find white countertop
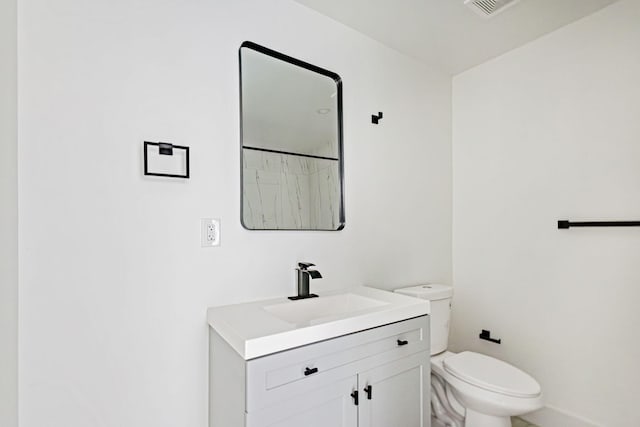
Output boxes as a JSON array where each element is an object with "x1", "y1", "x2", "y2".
[{"x1": 207, "y1": 286, "x2": 430, "y2": 360}]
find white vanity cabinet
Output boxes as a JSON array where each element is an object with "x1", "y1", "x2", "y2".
[
  {"x1": 358, "y1": 352, "x2": 427, "y2": 427},
  {"x1": 209, "y1": 315, "x2": 430, "y2": 427}
]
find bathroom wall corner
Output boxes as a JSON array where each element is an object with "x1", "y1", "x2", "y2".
[{"x1": 0, "y1": 0, "x2": 19, "y2": 424}]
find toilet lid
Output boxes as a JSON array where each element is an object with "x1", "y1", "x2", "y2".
[{"x1": 443, "y1": 351, "x2": 541, "y2": 398}]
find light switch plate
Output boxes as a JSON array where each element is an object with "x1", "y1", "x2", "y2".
[{"x1": 201, "y1": 218, "x2": 220, "y2": 247}]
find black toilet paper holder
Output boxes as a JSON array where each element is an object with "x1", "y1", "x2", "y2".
[{"x1": 479, "y1": 329, "x2": 501, "y2": 344}]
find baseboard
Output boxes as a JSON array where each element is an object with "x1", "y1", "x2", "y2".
[{"x1": 521, "y1": 405, "x2": 602, "y2": 427}]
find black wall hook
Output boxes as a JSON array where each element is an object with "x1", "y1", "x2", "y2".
[
  {"x1": 371, "y1": 112, "x2": 383, "y2": 124},
  {"x1": 479, "y1": 329, "x2": 501, "y2": 344}
]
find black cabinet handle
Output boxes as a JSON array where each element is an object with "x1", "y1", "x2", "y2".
[
  {"x1": 397, "y1": 339, "x2": 408, "y2": 346},
  {"x1": 350, "y1": 390, "x2": 359, "y2": 405},
  {"x1": 364, "y1": 385, "x2": 373, "y2": 400},
  {"x1": 304, "y1": 367, "x2": 318, "y2": 376}
]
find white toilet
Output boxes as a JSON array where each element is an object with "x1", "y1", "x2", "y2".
[{"x1": 395, "y1": 284, "x2": 543, "y2": 427}]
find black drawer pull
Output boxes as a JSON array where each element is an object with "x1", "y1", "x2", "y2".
[
  {"x1": 364, "y1": 384, "x2": 373, "y2": 400},
  {"x1": 304, "y1": 367, "x2": 318, "y2": 376},
  {"x1": 397, "y1": 339, "x2": 409, "y2": 346},
  {"x1": 350, "y1": 390, "x2": 359, "y2": 405}
]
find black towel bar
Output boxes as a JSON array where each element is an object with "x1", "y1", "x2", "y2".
[{"x1": 558, "y1": 220, "x2": 640, "y2": 229}]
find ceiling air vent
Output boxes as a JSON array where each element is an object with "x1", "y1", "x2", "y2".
[{"x1": 464, "y1": 0, "x2": 522, "y2": 18}]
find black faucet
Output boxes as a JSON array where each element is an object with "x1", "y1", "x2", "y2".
[{"x1": 289, "y1": 262, "x2": 322, "y2": 300}]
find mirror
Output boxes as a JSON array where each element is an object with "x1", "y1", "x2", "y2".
[{"x1": 239, "y1": 41, "x2": 345, "y2": 231}]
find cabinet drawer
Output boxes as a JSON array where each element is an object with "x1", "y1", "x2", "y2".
[
  {"x1": 246, "y1": 315, "x2": 429, "y2": 412},
  {"x1": 265, "y1": 327, "x2": 423, "y2": 389}
]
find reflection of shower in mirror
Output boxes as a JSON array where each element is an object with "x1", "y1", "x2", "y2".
[{"x1": 239, "y1": 41, "x2": 344, "y2": 231}]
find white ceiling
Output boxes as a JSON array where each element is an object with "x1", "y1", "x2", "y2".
[
  {"x1": 294, "y1": 0, "x2": 620, "y2": 75},
  {"x1": 241, "y1": 47, "x2": 339, "y2": 157}
]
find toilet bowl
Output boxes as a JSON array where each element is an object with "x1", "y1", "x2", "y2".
[
  {"x1": 432, "y1": 351, "x2": 543, "y2": 427},
  {"x1": 395, "y1": 285, "x2": 543, "y2": 427}
]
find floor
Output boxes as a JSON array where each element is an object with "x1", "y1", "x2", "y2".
[{"x1": 512, "y1": 417, "x2": 539, "y2": 427}]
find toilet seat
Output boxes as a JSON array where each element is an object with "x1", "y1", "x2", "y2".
[{"x1": 443, "y1": 351, "x2": 541, "y2": 398}]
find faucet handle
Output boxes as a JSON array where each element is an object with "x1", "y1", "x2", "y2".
[{"x1": 297, "y1": 262, "x2": 316, "y2": 270}]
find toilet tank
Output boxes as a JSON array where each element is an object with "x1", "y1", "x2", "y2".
[{"x1": 395, "y1": 284, "x2": 453, "y2": 355}]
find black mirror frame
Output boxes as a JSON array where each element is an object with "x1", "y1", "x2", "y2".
[{"x1": 239, "y1": 41, "x2": 345, "y2": 231}]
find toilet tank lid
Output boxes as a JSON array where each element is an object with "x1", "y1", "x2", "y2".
[
  {"x1": 394, "y1": 284, "x2": 453, "y2": 301},
  {"x1": 444, "y1": 351, "x2": 541, "y2": 398}
]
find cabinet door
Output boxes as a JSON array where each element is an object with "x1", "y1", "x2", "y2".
[
  {"x1": 245, "y1": 375, "x2": 358, "y2": 427},
  {"x1": 358, "y1": 352, "x2": 429, "y2": 427}
]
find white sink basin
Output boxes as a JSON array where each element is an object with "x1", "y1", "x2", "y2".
[
  {"x1": 263, "y1": 293, "x2": 389, "y2": 325},
  {"x1": 207, "y1": 286, "x2": 430, "y2": 359}
]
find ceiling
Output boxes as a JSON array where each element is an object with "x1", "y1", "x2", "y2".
[
  {"x1": 241, "y1": 46, "x2": 339, "y2": 157},
  {"x1": 294, "y1": 0, "x2": 620, "y2": 75}
]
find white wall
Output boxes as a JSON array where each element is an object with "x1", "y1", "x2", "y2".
[
  {"x1": 452, "y1": 1, "x2": 640, "y2": 426},
  {"x1": 18, "y1": 0, "x2": 451, "y2": 425},
  {"x1": 0, "y1": 0, "x2": 18, "y2": 424}
]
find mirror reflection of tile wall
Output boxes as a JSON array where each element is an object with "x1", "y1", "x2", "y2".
[{"x1": 242, "y1": 148, "x2": 339, "y2": 230}]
